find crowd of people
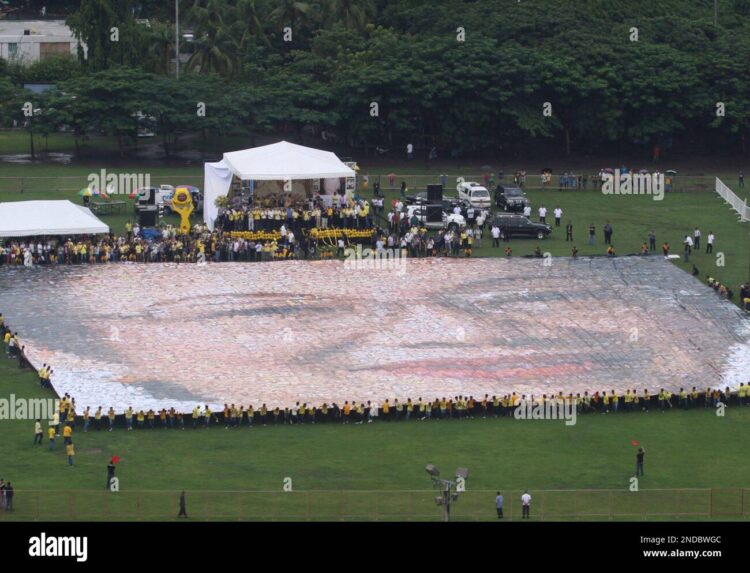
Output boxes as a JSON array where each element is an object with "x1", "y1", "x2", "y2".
[{"x1": 5, "y1": 313, "x2": 748, "y2": 439}]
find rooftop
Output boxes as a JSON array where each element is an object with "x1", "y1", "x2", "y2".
[{"x1": 0, "y1": 19, "x2": 74, "y2": 39}]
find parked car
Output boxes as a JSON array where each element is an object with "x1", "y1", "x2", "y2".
[
  {"x1": 404, "y1": 204, "x2": 466, "y2": 231},
  {"x1": 490, "y1": 213, "x2": 551, "y2": 239},
  {"x1": 457, "y1": 181, "x2": 491, "y2": 208},
  {"x1": 405, "y1": 190, "x2": 450, "y2": 205},
  {"x1": 494, "y1": 185, "x2": 530, "y2": 212}
]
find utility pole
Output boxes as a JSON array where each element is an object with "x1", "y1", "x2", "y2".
[{"x1": 175, "y1": 0, "x2": 180, "y2": 79}]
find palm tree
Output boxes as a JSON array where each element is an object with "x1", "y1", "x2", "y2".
[
  {"x1": 326, "y1": 0, "x2": 375, "y2": 31},
  {"x1": 268, "y1": 0, "x2": 317, "y2": 33},
  {"x1": 236, "y1": 0, "x2": 272, "y2": 48},
  {"x1": 185, "y1": 1, "x2": 242, "y2": 75},
  {"x1": 145, "y1": 22, "x2": 175, "y2": 74}
]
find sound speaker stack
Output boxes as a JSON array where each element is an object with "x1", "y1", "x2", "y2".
[{"x1": 427, "y1": 184, "x2": 443, "y2": 203}]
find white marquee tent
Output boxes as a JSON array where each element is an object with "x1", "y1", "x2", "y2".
[
  {"x1": 0, "y1": 200, "x2": 109, "y2": 237},
  {"x1": 203, "y1": 141, "x2": 355, "y2": 230}
]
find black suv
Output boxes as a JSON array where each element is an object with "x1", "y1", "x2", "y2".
[
  {"x1": 494, "y1": 185, "x2": 529, "y2": 212},
  {"x1": 490, "y1": 214, "x2": 551, "y2": 239}
]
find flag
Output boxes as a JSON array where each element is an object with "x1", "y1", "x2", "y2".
[{"x1": 112, "y1": 455, "x2": 121, "y2": 464}]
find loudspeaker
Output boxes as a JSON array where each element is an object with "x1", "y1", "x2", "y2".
[
  {"x1": 138, "y1": 188, "x2": 156, "y2": 205},
  {"x1": 426, "y1": 205, "x2": 442, "y2": 223},
  {"x1": 427, "y1": 184, "x2": 443, "y2": 202},
  {"x1": 138, "y1": 207, "x2": 158, "y2": 227}
]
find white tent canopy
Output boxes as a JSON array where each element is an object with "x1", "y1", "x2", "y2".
[
  {"x1": 0, "y1": 200, "x2": 109, "y2": 237},
  {"x1": 204, "y1": 141, "x2": 355, "y2": 230}
]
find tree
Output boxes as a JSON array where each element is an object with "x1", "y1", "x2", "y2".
[{"x1": 66, "y1": 0, "x2": 145, "y2": 70}]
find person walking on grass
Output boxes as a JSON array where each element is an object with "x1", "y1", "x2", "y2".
[
  {"x1": 706, "y1": 231, "x2": 715, "y2": 254},
  {"x1": 178, "y1": 491, "x2": 188, "y2": 518},
  {"x1": 107, "y1": 458, "x2": 116, "y2": 490},
  {"x1": 66, "y1": 442, "x2": 75, "y2": 467},
  {"x1": 4, "y1": 482, "x2": 13, "y2": 511},
  {"x1": 33, "y1": 419, "x2": 43, "y2": 445},
  {"x1": 636, "y1": 447, "x2": 646, "y2": 476},
  {"x1": 521, "y1": 490, "x2": 532, "y2": 519},
  {"x1": 48, "y1": 425, "x2": 55, "y2": 450},
  {"x1": 495, "y1": 491, "x2": 504, "y2": 519}
]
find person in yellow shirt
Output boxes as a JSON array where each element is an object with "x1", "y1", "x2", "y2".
[
  {"x1": 48, "y1": 426, "x2": 56, "y2": 450},
  {"x1": 94, "y1": 406, "x2": 102, "y2": 430},
  {"x1": 66, "y1": 443, "x2": 75, "y2": 466},
  {"x1": 382, "y1": 400, "x2": 390, "y2": 421},
  {"x1": 137, "y1": 410, "x2": 145, "y2": 429},
  {"x1": 63, "y1": 424, "x2": 73, "y2": 445},
  {"x1": 83, "y1": 407, "x2": 90, "y2": 432},
  {"x1": 679, "y1": 388, "x2": 688, "y2": 409}
]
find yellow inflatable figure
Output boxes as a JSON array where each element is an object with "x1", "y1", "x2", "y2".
[{"x1": 171, "y1": 187, "x2": 194, "y2": 235}]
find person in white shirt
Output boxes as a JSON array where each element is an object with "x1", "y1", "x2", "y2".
[
  {"x1": 523, "y1": 205, "x2": 532, "y2": 218},
  {"x1": 491, "y1": 225, "x2": 501, "y2": 248},
  {"x1": 538, "y1": 205, "x2": 547, "y2": 224},
  {"x1": 706, "y1": 231, "x2": 715, "y2": 254},
  {"x1": 453, "y1": 205, "x2": 462, "y2": 215},
  {"x1": 368, "y1": 402, "x2": 378, "y2": 423},
  {"x1": 406, "y1": 143, "x2": 413, "y2": 159},
  {"x1": 693, "y1": 227, "x2": 701, "y2": 251},
  {"x1": 553, "y1": 206, "x2": 563, "y2": 227},
  {"x1": 521, "y1": 490, "x2": 532, "y2": 519}
]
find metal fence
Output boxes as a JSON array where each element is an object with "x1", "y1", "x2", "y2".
[
  {"x1": 715, "y1": 177, "x2": 750, "y2": 221},
  {"x1": 1, "y1": 488, "x2": 747, "y2": 522},
  {"x1": 0, "y1": 173, "x2": 721, "y2": 196}
]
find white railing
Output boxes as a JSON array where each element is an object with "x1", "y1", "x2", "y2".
[{"x1": 715, "y1": 177, "x2": 750, "y2": 221}]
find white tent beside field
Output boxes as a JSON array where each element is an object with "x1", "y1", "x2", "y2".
[
  {"x1": 203, "y1": 141, "x2": 355, "y2": 230},
  {"x1": 0, "y1": 200, "x2": 109, "y2": 238}
]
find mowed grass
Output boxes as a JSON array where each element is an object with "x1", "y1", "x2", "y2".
[
  {"x1": 0, "y1": 359, "x2": 748, "y2": 521},
  {"x1": 1, "y1": 162, "x2": 749, "y2": 520}
]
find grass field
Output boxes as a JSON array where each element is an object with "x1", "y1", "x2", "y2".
[
  {"x1": 0, "y1": 356, "x2": 749, "y2": 521},
  {"x1": 1, "y1": 160, "x2": 749, "y2": 521}
]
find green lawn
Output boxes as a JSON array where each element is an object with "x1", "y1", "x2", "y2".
[{"x1": 0, "y1": 357, "x2": 748, "y2": 521}]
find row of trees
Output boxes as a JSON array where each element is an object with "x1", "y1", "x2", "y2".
[{"x1": 1, "y1": 0, "x2": 750, "y2": 157}]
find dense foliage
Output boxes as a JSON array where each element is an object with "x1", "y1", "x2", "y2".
[{"x1": 2, "y1": 0, "x2": 750, "y2": 157}]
